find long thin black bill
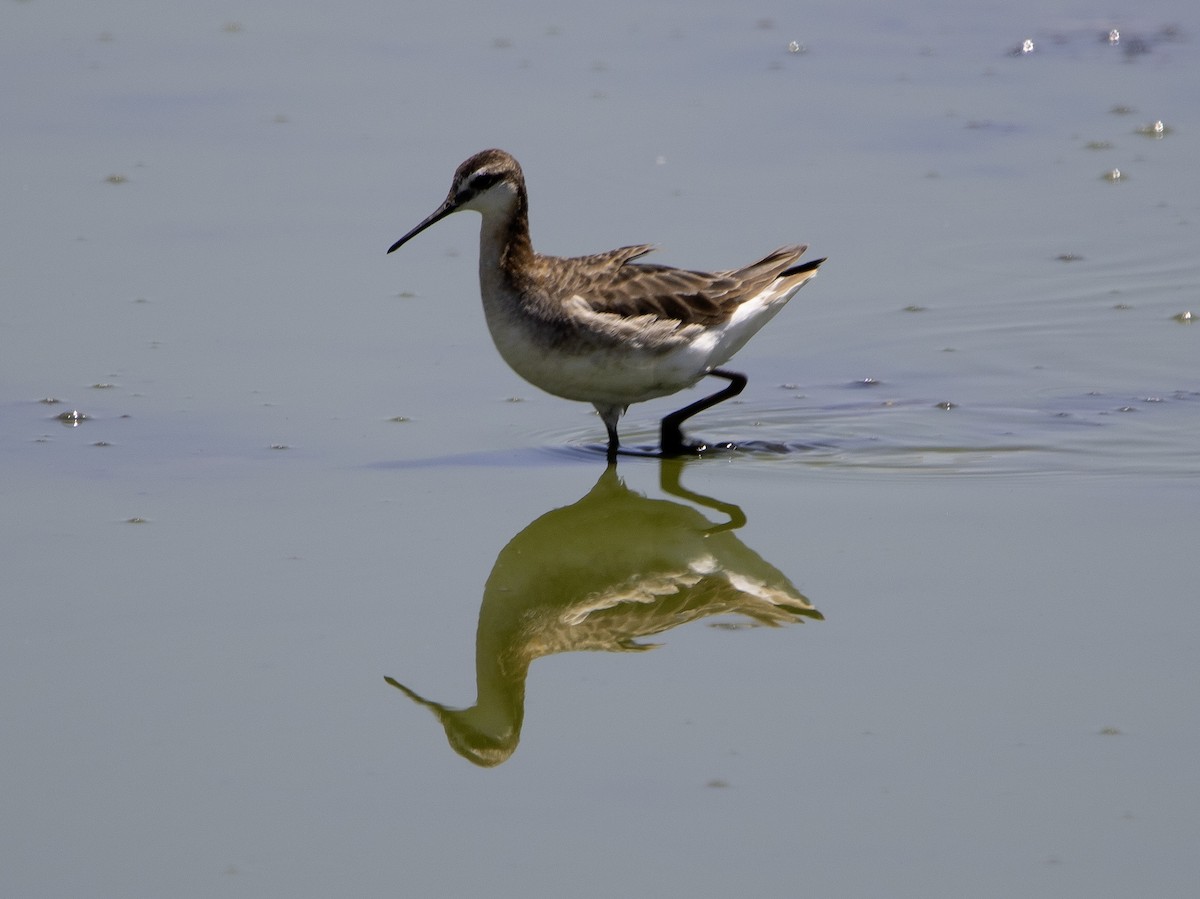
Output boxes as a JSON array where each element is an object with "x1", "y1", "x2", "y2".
[{"x1": 387, "y1": 200, "x2": 456, "y2": 254}]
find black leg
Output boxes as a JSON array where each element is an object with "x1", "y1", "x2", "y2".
[
  {"x1": 594, "y1": 403, "x2": 625, "y2": 461},
  {"x1": 660, "y1": 368, "x2": 747, "y2": 455},
  {"x1": 605, "y1": 422, "x2": 620, "y2": 462}
]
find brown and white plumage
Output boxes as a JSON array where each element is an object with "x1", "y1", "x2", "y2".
[{"x1": 387, "y1": 149, "x2": 824, "y2": 456}]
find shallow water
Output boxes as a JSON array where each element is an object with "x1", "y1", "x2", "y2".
[{"x1": 3, "y1": 2, "x2": 1198, "y2": 897}]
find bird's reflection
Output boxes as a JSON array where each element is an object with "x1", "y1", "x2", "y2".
[{"x1": 386, "y1": 459, "x2": 820, "y2": 767}]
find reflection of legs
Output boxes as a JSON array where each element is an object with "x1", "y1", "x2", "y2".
[
  {"x1": 660, "y1": 369, "x2": 747, "y2": 456},
  {"x1": 658, "y1": 457, "x2": 745, "y2": 533}
]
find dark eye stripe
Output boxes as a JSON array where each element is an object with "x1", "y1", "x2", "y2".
[{"x1": 469, "y1": 171, "x2": 502, "y2": 191}]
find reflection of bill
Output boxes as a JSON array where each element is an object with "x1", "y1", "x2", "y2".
[{"x1": 386, "y1": 461, "x2": 821, "y2": 767}]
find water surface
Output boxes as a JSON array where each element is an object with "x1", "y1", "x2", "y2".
[{"x1": 2, "y1": 2, "x2": 1197, "y2": 897}]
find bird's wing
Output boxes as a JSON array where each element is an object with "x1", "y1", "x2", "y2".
[{"x1": 552, "y1": 245, "x2": 812, "y2": 326}]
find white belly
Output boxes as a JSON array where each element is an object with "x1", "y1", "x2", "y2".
[{"x1": 485, "y1": 308, "x2": 716, "y2": 405}]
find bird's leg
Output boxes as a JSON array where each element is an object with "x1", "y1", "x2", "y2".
[
  {"x1": 604, "y1": 421, "x2": 620, "y2": 461},
  {"x1": 594, "y1": 402, "x2": 626, "y2": 460},
  {"x1": 660, "y1": 368, "x2": 747, "y2": 455}
]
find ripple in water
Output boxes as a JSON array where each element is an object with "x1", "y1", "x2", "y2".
[{"x1": 527, "y1": 385, "x2": 1200, "y2": 478}]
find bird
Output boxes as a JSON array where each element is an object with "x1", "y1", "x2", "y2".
[{"x1": 386, "y1": 149, "x2": 824, "y2": 458}]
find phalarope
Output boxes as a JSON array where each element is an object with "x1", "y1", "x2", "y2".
[{"x1": 387, "y1": 149, "x2": 824, "y2": 458}]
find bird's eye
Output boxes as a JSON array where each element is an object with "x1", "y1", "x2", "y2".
[{"x1": 468, "y1": 171, "x2": 502, "y2": 191}]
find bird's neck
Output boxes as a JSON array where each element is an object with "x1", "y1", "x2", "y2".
[{"x1": 478, "y1": 188, "x2": 535, "y2": 288}]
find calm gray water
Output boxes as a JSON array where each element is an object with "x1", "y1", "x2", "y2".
[{"x1": 3, "y1": 1, "x2": 1198, "y2": 897}]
